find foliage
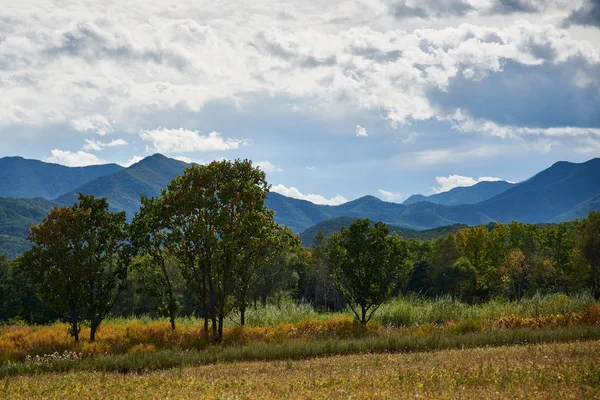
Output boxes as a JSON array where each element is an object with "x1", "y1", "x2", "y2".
[
  {"x1": 326, "y1": 219, "x2": 408, "y2": 324},
  {"x1": 20, "y1": 194, "x2": 129, "y2": 342},
  {"x1": 161, "y1": 159, "x2": 283, "y2": 340}
]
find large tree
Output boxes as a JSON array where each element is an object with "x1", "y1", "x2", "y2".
[
  {"x1": 130, "y1": 195, "x2": 183, "y2": 331},
  {"x1": 162, "y1": 159, "x2": 280, "y2": 340},
  {"x1": 21, "y1": 194, "x2": 128, "y2": 342},
  {"x1": 327, "y1": 219, "x2": 408, "y2": 325}
]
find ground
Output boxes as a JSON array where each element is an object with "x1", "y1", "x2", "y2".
[{"x1": 5, "y1": 340, "x2": 600, "y2": 399}]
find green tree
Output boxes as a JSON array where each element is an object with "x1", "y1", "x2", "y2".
[
  {"x1": 21, "y1": 194, "x2": 128, "y2": 342},
  {"x1": 162, "y1": 160, "x2": 280, "y2": 340},
  {"x1": 576, "y1": 211, "x2": 600, "y2": 299},
  {"x1": 432, "y1": 257, "x2": 477, "y2": 300},
  {"x1": 501, "y1": 248, "x2": 529, "y2": 300},
  {"x1": 130, "y1": 195, "x2": 183, "y2": 331},
  {"x1": 327, "y1": 219, "x2": 408, "y2": 325}
]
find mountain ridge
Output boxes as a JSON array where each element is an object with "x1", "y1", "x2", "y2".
[{"x1": 0, "y1": 156, "x2": 123, "y2": 199}]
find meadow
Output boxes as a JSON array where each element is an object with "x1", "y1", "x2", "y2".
[
  {"x1": 4, "y1": 340, "x2": 600, "y2": 399},
  {"x1": 1, "y1": 293, "x2": 599, "y2": 379}
]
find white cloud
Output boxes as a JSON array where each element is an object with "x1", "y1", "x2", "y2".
[
  {"x1": 432, "y1": 175, "x2": 504, "y2": 194},
  {"x1": 0, "y1": 3, "x2": 595, "y2": 143},
  {"x1": 71, "y1": 116, "x2": 114, "y2": 136},
  {"x1": 377, "y1": 189, "x2": 407, "y2": 203},
  {"x1": 45, "y1": 149, "x2": 106, "y2": 167},
  {"x1": 270, "y1": 184, "x2": 348, "y2": 205},
  {"x1": 402, "y1": 132, "x2": 418, "y2": 144},
  {"x1": 173, "y1": 156, "x2": 205, "y2": 164},
  {"x1": 356, "y1": 125, "x2": 368, "y2": 137},
  {"x1": 254, "y1": 161, "x2": 283, "y2": 173},
  {"x1": 306, "y1": 166, "x2": 316, "y2": 171},
  {"x1": 83, "y1": 138, "x2": 128, "y2": 151},
  {"x1": 119, "y1": 155, "x2": 144, "y2": 167},
  {"x1": 139, "y1": 128, "x2": 245, "y2": 153}
]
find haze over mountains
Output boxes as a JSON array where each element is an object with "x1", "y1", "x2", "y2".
[{"x1": 0, "y1": 154, "x2": 599, "y2": 257}]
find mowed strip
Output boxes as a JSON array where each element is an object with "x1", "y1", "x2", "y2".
[{"x1": 5, "y1": 340, "x2": 600, "y2": 399}]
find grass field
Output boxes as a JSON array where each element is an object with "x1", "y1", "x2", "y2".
[{"x1": 4, "y1": 340, "x2": 600, "y2": 399}]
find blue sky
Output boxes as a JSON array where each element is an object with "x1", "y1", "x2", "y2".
[{"x1": 1, "y1": 0, "x2": 600, "y2": 204}]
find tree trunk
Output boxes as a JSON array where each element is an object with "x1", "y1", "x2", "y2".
[
  {"x1": 239, "y1": 296, "x2": 247, "y2": 326},
  {"x1": 71, "y1": 318, "x2": 80, "y2": 343},
  {"x1": 361, "y1": 306, "x2": 367, "y2": 326},
  {"x1": 217, "y1": 314, "x2": 224, "y2": 341},
  {"x1": 203, "y1": 300, "x2": 209, "y2": 334},
  {"x1": 90, "y1": 325, "x2": 96, "y2": 343}
]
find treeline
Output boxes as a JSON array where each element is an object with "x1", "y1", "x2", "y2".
[{"x1": 0, "y1": 159, "x2": 599, "y2": 343}]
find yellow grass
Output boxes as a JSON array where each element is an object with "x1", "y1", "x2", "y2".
[
  {"x1": 1, "y1": 305, "x2": 600, "y2": 364},
  {"x1": 4, "y1": 340, "x2": 600, "y2": 399}
]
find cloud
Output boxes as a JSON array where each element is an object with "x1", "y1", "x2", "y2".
[
  {"x1": 254, "y1": 160, "x2": 283, "y2": 173},
  {"x1": 119, "y1": 155, "x2": 144, "y2": 167},
  {"x1": 71, "y1": 116, "x2": 114, "y2": 136},
  {"x1": 172, "y1": 156, "x2": 205, "y2": 164},
  {"x1": 355, "y1": 125, "x2": 368, "y2": 137},
  {"x1": 377, "y1": 189, "x2": 407, "y2": 202},
  {"x1": 270, "y1": 184, "x2": 348, "y2": 205},
  {"x1": 388, "y1": 0, "x2": 474, "y2": 19},
  {"x1": 563, "y1": 0, "x2": 600, "y2": 28},
  {"x1": 416, "y1": 145, "x2": 509, "y2": 164},
  {"x1": 139, "y1": 128, "x2": 245, "y2": 153},
  {"x1": 0, "y1": 4, "x2": 594, "y2": 139},
  {"x1": 432, "y1": 175, "x2": 504, "y2": 194},
  {"x1": 82, "y1": 138, "x2": 128, "y2": 151},
  {"x1": 402, "y1": 132, "x2": 418, "y2": 144},
  {"x1": 45, "y1": 149, "x2": 106, "y2": 167}
]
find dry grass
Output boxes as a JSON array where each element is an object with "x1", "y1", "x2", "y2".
[{"x1": 4, "y1": 340, "x2": 600, "y2": 399}]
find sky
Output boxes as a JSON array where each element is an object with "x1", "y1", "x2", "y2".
[{"x1": 1, "y1": 0, "x2": 599, "y2": 205}]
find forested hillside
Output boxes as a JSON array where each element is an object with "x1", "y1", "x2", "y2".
[{"x1": 0, "y1": 156, "x2": 123, "y2": 199}]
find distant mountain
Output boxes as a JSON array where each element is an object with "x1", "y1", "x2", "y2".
[
  {"x1": 56, "y1": 154, "x2": 188, "y2": 217},
  {"x1": 477, "y1": 158, "x2": 600, "y2": 223},
  {"x1": 403, "y1": 180, "x2": 515, "y2": 206},
  {"x1": 267, "y1": 193, "x2": 493, "y2": 232},
  {"x1": 0, "y1": 156, "x2": 123, "y2": 199},
  {"x1": 0, "y1": 198, "x2": 54, "y2": 258},
  {"x1": 549, "y1": 193, "x2": 600, "y2": 223},
  {"x1": 1, "y1": 155, "x2": 599, "y2": 257},
  {"x1": 299, "y1": 216, "x2": 468, "y2": 246}
]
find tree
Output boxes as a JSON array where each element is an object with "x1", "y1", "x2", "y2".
[
  {"x1": 432, "y1": 257, "x2": 477, "y2": 300},
  {"x1": 130, "y1": 195, "x2": 182, "y2": 331},
  {"x1": 162, "y1": 160, "x2": 280, "y2": 340},
  {"x1": 327, "y1": 219, "x2": 408, "y2": 325},
  {"x1": 501, "y1": 248, "x2": 528, "y2": 300},
  {"x1": 21, "y1": 194, "x2": 128, "y2": 342},
  {"x1": 576, "y1": 211, "x2": 600, "y2": 299}
]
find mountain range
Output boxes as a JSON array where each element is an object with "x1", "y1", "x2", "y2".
[
  {"x1": 0, "y1": 154, "x2": 599, "y2": 257},
  {"x1": 403, "y1": 180, "x2": 515, "y2": 206}
]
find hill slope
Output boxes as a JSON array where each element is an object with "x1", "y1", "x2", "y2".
[
  {"x1": 0, "y1": 156, "x2": 123, "y2": 199},
  {"x1": 477, "y1": 158, "x2": 600, "y2": 223},
  {"x1": 0, "y1": 198, "x2": 54, "y2": 258},
  {"x1": 403, "y1": 180, "x2": 514, "y2": 206},
  {"x1": 299, "y1": 216, "x2": 468, "y2": 246},
  {"x1": 56, "y1": 154, "x2": 188, "y2": 217}
]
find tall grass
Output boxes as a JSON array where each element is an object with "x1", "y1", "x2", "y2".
[
  {"x1": 374, "y1": 292, "x2": 596, "y2": 327},
  {"x1": 1, "y1": 325, "x2": 599, "y2": 377}
]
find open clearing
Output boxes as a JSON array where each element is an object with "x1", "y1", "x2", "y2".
[{"x1": 5, "y1": 340, "x2": 600, "y2": 399}]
